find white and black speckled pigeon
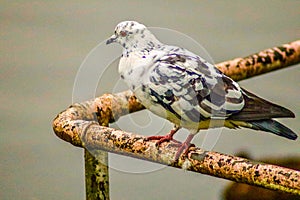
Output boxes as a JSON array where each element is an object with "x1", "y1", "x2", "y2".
[{"x1": 106, "y1": 21, "x2": 297, "y2": 158}]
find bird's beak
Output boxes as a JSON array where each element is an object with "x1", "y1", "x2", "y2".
[{"x1": 106, "y1": 34, "x2": 117, "y2": 45}]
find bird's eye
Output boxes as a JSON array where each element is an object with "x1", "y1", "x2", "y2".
[{"x1": 120, "y1": 31, "x2": 127, "y2": 37}]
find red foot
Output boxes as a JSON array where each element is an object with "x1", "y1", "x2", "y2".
[
  {"x1": 146, "y1": 127, "x2": 181, "y2": 146},
  {"x1": 146, "y1": 128, "x2": 196, "y2": 161},
  {"x1": 174, "y1": 134, "x2": 195, "y2": 160},
  {"x1": 175, "y1": 142, "x2": 195, "y2": 160},
  {"x1": 146, "y1": 134, "x2": 181, "y2": 146}
]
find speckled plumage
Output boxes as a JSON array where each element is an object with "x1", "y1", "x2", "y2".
[{"x1": 106, "y1": 21, "x2": 297, "y2": 157}]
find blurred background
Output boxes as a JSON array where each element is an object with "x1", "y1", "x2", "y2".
[{"x1": 1, "y1": 1, "x2": 299, "y2": 199}]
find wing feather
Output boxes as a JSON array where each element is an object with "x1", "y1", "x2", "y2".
[
  {"x1": 143, "y1": 53, "x2": 245, "y2": 122},
  {"x1": 229, "y1": 88, "x2": 295, "y2": 121}
]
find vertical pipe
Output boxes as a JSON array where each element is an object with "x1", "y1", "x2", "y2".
[{"x1": 84, "y1": 149, "x2": 110, "y2": 200}]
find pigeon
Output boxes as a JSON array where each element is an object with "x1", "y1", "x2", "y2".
[{"x1": 106, "y1": 21, "x2": 297, "y2": 159}]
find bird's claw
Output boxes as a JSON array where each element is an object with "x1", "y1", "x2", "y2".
[
  {"x1": 145, "y1": 126, "x2": 181, "y2": 146},
  {"x1": 145, "y1": 134, "x2": 181, "y2": 146},
  {"x1": 174, "y1": 143, "x2": 195, "y2": 160}
]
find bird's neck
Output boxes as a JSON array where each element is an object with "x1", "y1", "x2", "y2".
[{"x1": 122, "y1": 32, "x2": 162, "y2": 56}]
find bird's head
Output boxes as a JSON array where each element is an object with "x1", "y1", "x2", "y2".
[{"x1": 106, "y1": 21, "x2": 161, "y2": 51}]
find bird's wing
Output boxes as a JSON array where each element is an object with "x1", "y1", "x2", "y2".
[
  {"x1": 229, "y1": 88, "x2": 295, "y2": 121},
  {"x1": 143, "y1": 53, "x2": 245, "y2": 122}
]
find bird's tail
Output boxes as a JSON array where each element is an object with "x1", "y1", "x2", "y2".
[{"x1": 248, "y1": 119, "x2": 298, "y2": 140}]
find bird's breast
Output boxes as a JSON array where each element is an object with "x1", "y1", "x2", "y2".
[{"x1": 119, "y1": 52, "x2": 159, "y2": 90}]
